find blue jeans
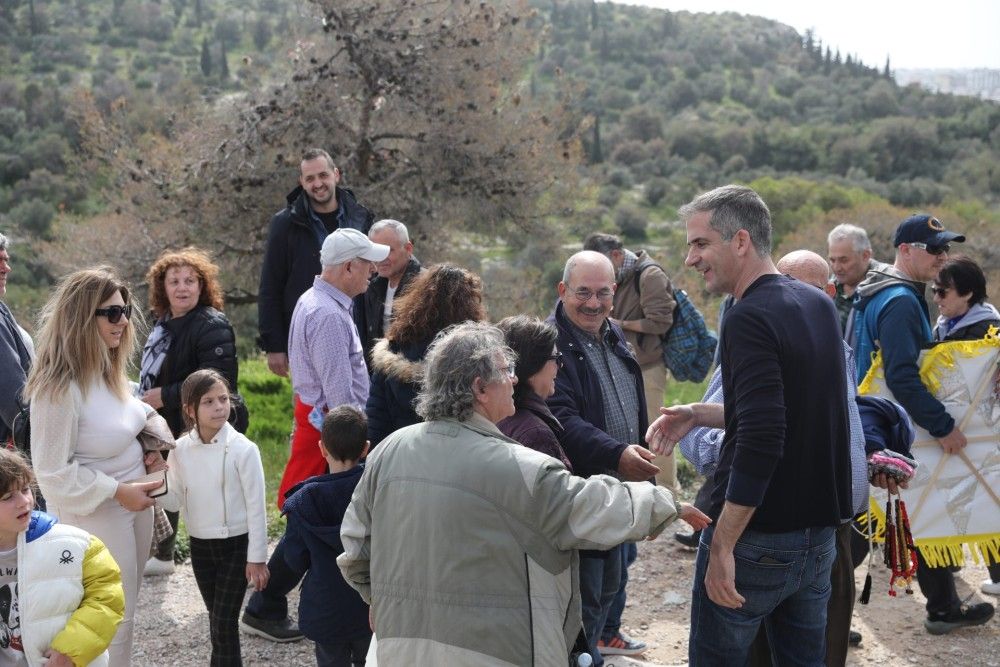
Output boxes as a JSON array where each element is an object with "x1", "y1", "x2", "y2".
[
  {"x1": 579, "y1": 549, "x2": 622, "y2": 667},
  {"x1": 689, "y1": 525, "x2": 836, "y2": 667},
  {"x1": 602, "y1": 542, "x2": 637, "y2": 641}
]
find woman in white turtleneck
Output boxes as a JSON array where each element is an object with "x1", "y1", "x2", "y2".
[{"x1": 26, "y1": 266, "x2": 162, "y2": 666}]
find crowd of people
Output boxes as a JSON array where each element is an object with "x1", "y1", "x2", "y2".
[{"x1": 0, "y1": 147, "x2": 998, "y2": 666}]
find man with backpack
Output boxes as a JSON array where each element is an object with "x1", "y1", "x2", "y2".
[{"x1": 584, "y1": 233, "x2": 678, "y2": 492}]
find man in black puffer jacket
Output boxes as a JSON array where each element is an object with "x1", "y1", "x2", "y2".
[{"x1": 257, "y1": 148, "x2": 374, "y2": 377}]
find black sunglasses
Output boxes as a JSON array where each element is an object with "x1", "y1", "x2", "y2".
[
  {"x1": 95, "y1": 304, "x2": 132, "y2": 323},
  {"x1": 548, "y1": 351, "x2": 564, "y2": 368},
  {"x1": 931, "y1": 286, "x2": 949, "y2": 298},
  {"x1": 909, "y1": 242, "x2": 950, "y2": 256}
]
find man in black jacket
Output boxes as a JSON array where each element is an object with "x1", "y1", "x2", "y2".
[
  {"x1": 0, "y1": 233, "x2": 32, "y2": 448},
  {"x1": 356, "y1": 219, "x2": 423, "y2": 365},
  {"x1": 257, "y1": 148, "x2": 374, "y2": 377}
]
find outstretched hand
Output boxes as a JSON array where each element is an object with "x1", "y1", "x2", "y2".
[
  {"x1": 617, "y1": 445, "x2": 660, "y2": 481},
  {"x1": 679, "y1": 503, "x2": 712, "y2": 531},
  {"x1": 645, "y1": 405, "x2": 696, "y2": 456}
]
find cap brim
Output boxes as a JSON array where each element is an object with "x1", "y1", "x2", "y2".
[
  {"x1": 360, "y1": 243, "x2": 390, "y2": 262},
  {"x1": 933, "y1": 231, "x2": 965, "y2": 244}
]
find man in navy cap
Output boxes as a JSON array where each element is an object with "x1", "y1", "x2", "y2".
[{"x1": 853, "y1": 213, "x2": 994, "y2": 634}]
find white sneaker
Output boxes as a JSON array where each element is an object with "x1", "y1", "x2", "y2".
[
  {"x1": 144, "y1": 556, "x2": 175, "y2": 576},
  {"x1": 982, "y1": 579, "x2": 1000, "y2": 596}
]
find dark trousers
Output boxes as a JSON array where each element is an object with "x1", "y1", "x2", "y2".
[
  {"x1": 315, "y1": 635, "x2": 372, "y2": 667},
  {"x1": 916, "y1": 551, "x2": 961, "y2": 616},
  {"x1": 190, "y1": 534, "x2": 249, "y2": 667},
  {"x1": 602, "y1": 542, "x2": 638, "y2": 641},
  {"x1": 245, "y1": 533, "x2": 303, "y2": 620},
  {"x1": 693, "y1": 478, "x2": 713, "y2": 514},
  {"x1": 580, "y1": 549, "x2": 622, "y2": 667}
]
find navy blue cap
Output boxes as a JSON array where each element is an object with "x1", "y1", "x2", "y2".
[{"x1": 892, "y1": 214, "x2": 965, "y2": 247}]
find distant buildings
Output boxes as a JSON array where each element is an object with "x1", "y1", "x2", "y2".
[{"x1": 895, "y1": 68, "x2": 1000, "y2": 102}]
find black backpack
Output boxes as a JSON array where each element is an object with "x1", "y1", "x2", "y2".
[{"x1": 632, "y1": 259, "x2": 717, "y2": 382}]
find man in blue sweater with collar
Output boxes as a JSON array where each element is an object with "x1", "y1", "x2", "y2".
[{"x1": 659, "y1": 185, "x2": 852, "y2": 665}]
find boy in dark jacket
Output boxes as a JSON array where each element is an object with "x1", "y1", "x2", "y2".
[{"x1": 283, "y1": 406, "x2": 372, "y2": 666}]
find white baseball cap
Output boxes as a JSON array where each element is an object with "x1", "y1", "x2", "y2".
[{"x1": 320, "y1": 228, "x2": 390, "y2": 267}]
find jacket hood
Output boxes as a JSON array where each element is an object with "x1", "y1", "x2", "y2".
[
  {"x1": 370, "y1": 338, "x2": 425, "y2": 383},
  {"x1": 935, "y1": 302, "x2": 1000, "y2": 338},
  {"x1": 25, "y1": 510, "x2": 57, "y2": 543},
  {"x1": 855, "y1": 264, "x2": 924, "y2": 309}
]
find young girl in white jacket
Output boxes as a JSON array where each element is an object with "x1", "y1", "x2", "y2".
[{"x1": 160, "y1": 369, "x2": 268, "y2": 666}]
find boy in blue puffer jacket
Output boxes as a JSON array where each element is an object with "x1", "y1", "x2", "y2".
[
  {"x1": 283, "y1": 406, "x2": 371, "y2": 666},
  {"x1": 0, "y1": 447, "x2": 124, "y2": 667}
]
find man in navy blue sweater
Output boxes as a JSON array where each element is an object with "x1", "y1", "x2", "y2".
[{"x1": 652, "y1": 185, "x2": 852, "y2": 665}]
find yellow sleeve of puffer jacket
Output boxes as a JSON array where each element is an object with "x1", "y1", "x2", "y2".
[{"x1": 49, "y1": 535, "x2": 125, "y2": 667}]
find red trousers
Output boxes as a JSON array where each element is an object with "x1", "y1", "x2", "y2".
[{"x1": 276, "y1": 396, "x2": 328, "y2": 510}]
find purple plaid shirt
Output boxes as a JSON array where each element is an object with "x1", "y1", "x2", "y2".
[{"x1": 288, "y1": 277, "x2": 369, "y2": 415}]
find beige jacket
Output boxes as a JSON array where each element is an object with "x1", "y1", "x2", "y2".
[
  {"x1": 614, "y1": 251, "x2": 676, "y2": 366},
  {"x1": 337, "y1": 413, "x2": 679, "y2": 666}
]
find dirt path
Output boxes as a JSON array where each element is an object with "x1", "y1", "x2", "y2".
[{"x1": 134, "y1": 537, "x2": 999, "y2": 665}]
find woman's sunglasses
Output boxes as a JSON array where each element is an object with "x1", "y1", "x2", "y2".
[
  {"x1": 95, "y1": 304, "x2": 133, "y2": 324},
  {"x1": 931, "y1": 285, "x2": 949, "y2": 298},
  {"x1": 548, "y1": 351, "x2": 564, "y2": 368}
]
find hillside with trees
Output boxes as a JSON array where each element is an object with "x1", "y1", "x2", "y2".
[{"x1": 3, "y1": 0, "x2": 999, "y2": 332}]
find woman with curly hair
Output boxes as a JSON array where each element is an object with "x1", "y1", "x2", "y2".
[
  {"x1": 27, "y1": 266, "x2": 161, "y2": 666},
  {"x1": 139, "y1": 247, "x2": 242, "y2": 576},
  {"x1": 365, "y1": 264, "x2": 486, "y2": 446}
]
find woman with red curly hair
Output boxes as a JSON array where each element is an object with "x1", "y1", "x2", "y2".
[
  {"x1": 139, "y1": 247, "x2": 242, "y2": 575},
  {"x1": 365, "y1": 264, "x2": 486, "y2": 446}
]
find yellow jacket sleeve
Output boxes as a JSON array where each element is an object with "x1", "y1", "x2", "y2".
[{"x1": 49, "y1": 535, "x2": 125, "y2": 667}]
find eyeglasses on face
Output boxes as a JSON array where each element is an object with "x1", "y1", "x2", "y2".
[
  {"x1": 909, "y1": 242, "x2": 950, "y2": 256},
  {"x1": 548, "y1": 351, "x2": 564, "y2": 368},
  {"x1": 570, "y1": 287, "x2": 614, "y2": 302},
  {"x1": 931, "y1": 285, "x2": 950, "y2": 298},
  {"x1": 499, "y1": 363, "x2": 517, "y2": 379},
  {"x1": 94, "y1": 304, "x2": 132, "y2": 323}
]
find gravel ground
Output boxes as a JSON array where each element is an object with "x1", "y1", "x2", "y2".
[{"x1": 134, "y1": 536, "x2": 999, "y2": 666}]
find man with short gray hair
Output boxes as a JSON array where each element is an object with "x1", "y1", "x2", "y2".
[
  {"x1": 655, "y1": 184, "x2": 851, "y2": 665},
  {"x1": 357, "y1": 219, "x2": 423, "y2": 364},
  {"x1": 827, "y1": 223, "x2": 885, "y2": 346},
  {"x1": 0, "y1": 232, "x2": 33, "y2": 448}
]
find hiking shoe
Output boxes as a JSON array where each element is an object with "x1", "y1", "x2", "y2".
[
  {"x1": 143, "y1": 556, "x2": 174, "y2": 577},
  {"x1": 982, "y1": 579, "x2": 1000, "y2": 596},
  {"x1": 674, "y1": 530, "x2": 701, "y2": 549},
  {"x1": 848, "y1": 629, "x2": 862, "y2": 646},
  {"x1": 240, "y1": 613, "x2": 304, "y2": 643},
  {"x1": 597, "y1": 632, "x2": 647, "y2": 656},
  {"x1": 924, "y1": 602, "x2": 994, "y2": 635}
]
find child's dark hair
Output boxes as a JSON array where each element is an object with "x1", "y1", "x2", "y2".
[
  {"x1": 181, "y1": 368, "x2": 231, "y2": 430},
  {"x1": 321, "y1": 406, "x2": 368, "y2": 462},
  {"x1": 0, "y1": 447, "x2": 36, "y2": 496}
]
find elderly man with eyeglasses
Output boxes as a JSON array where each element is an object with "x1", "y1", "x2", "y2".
[
  {"x1": 854, "y1": 213, "x2": 995, "y2": 635},
  {"x1": 547, "y1": 250, "x2": 662, "y2": 666}
]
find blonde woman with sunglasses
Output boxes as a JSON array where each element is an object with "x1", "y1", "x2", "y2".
[{"x1": 26, "y1": 266, "x2": 162, "y2": 666}]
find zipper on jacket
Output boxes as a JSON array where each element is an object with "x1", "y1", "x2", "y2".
[
  {"x1": 221, "y1": 438, "x2": 229, "y2": 532},
  {"x1": 524, "y1": 553, "x2": 535, "y2": 667}
]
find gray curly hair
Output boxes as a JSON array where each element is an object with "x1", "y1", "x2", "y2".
[{"x1": 415, "y1": 321, "x2": 516, "y2": 422}]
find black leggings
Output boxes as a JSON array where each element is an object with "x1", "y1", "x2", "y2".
[{"x1": 190, "y1": 534, "x2": 249, "y2": 667}]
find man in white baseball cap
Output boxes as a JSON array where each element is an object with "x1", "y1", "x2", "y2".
[{"x1": 277, "y1": 228, "x2": 390, "y2": 511}]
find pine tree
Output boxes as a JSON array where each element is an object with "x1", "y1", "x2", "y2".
[
  {"x1": 200, "y1": 37, "x2": 212, "y2": 77},
  {"x1": 219, "y1": 40, "x2": 230, "y2": 80},
  {"x1": 883, "y1": 56, "x2": 892, "y2": 79},
  {"x1": 590, "y1": 113, "x2": 603, "y2": 163},
  {"x1": 824, "y1": 46, "x2": 832, "y2": 74}
]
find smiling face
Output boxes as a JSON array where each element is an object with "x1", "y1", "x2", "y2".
[
  {"x1": 164, "y1": 264, "x2": 202, "y2": 318},
  {"x1": 95, "y1": 290, "x2": 129, "y2": 349},
  {"x1": 527, "y1": 347, "x2": 560, "y2": 399},
  {"x1": 685, "y1": 210, "x2": 738, "y2": 295},
  {"x1": 370, "y1": 228, "x2": 412, "y2": 284},
  {"x1": 0, "y1": 483, "x2": 34, "y2": 548},
  {"x1": 558, "y1": 254, "x2": 616, "y2": 336},
  {"x1": 299, "y1": 156, "x2": 340, "y2": 211}
]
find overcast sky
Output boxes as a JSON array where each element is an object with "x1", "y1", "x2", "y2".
[{"x1": 605, "y1": 0, "x2": 1000, "y2": 69}]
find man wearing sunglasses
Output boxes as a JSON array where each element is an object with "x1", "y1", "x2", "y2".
[{"x1": 854, "y1": 214, "x2": 994, "y2": 634}]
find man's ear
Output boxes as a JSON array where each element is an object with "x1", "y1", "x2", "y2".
[{"x1": 557, "y1": 282, "x2": 567, "y2": 299}]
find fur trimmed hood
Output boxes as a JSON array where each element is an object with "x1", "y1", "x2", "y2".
[{"x1": 369, "y1": 339, "x2": 425, "y2": 384}]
